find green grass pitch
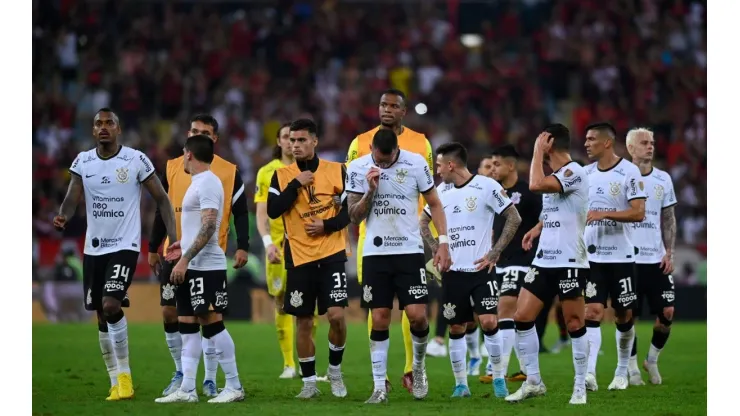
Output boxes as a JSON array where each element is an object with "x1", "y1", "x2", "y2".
[{"x1": 33, "y1": 321, "x2": 706, "y2": 415}]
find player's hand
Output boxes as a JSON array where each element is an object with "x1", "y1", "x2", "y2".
[
  {"x1": 434, "y1": 243, "x2": 452, "y2": 273},
  {"x1": 148, "y1": 252, "x2": 163, "y2": 277},
  {"x1": 52, "y1": 215, "x2": 67, "y2": 231},
  {"x1": 305, "y1": 218, "x2": 326, "y2": 237},
  {"x1": 660, "y1": 252, "x2": 675, "y2": 275},
  {"x1": 233, "y1": 249, "x2": 248, "y2": 269},
  {"x1": 474, "y1": 251, "x2": 499, "y2": 273},
  {"x1": 296, "y1": 171, "x2": 314, "y2": 186},
  {"x1": 522, "y1": 229, "x2": 538, "y2": 251},
  {"x1": 367, "y1": 167, "x2": 380, "y2": 191},
  {"x1": 586, "y1": 210, "x2": 605, "y2": 225},
  {"x1": 170, "y1": 258, "x2": 187, "y2": 284},
  {"x1": 164, "y1": 241, "x2": 182, "y2": 262},
  {"x1": 534, "y1": 132, "x2": 554, "y2": 155},
  {"x1": 266, "y1": 244, "x2": 282, "y2": 264}
]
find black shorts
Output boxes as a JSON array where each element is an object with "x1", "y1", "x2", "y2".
[
  {"x1": 586, "y1": 262, "x2": 638, "y2": 311},
  {"x1": 495, "y1": 266, "x2": 529, "y2": 298},
  {"x1": 635, "y1": 263, "x2": 675, "y2": 315},
  {"x1": 159, "y1": 261, "x2": 177, "y2": 307},
  {"x1": 441, "y1": 270, "x2": 499, "y2": 325},
  {"x1": 521, "y1": 265, "x2": 589, "y2": 303},
  {"x1": 83, "y1": 250, "x2": 139, "y2": 311},
  {"x1": 284, "y1": 261, "x2": 348, "y2": 317},
  {"x1": 175, "y1": 269, "x2": 229, "y2": 317},
  {"x1": 361, "y1": 253, "x2": 428, "y2": 310}
]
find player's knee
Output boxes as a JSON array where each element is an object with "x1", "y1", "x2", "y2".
[
  {"x1": 614, "y1": 308, "x2": 633, "y2": 323},
  {"x1": 326, "y1": 307, "x2": 345, "y2": 328},
  {"x1": 161, "y1": 305, "x2": 178, "y2": 323},
  {"x1": 657, "y1": 308, "x2": 673, "y2": 328},
  {"x1": 96, "y1": 311, "x2": 106, "y2": 326},
  {"x1": 513, "y1": 309, "x2": 535, "y2": 323},
  {"x1": 371, "y1": 308, "x2": 391, "y2": 329},
  {"x1": 465, "y1": 321, "x2": 478, "y2": 332},
  {"x1": 296, "y1": 316, "x2": 314, "y2": 333},
  {"x1": 201, "y1": 320, "x2": 226, "y2": 339},
  {"x1": 584, "y1": 305, "x2": 603, "y2": 321},
  {"x1": 404, "y1": 306, "x2": 427, "y2": 329},
  {"x1": 498, "y1": 297, "x2": 516, "y2": 318},
  {"x1": 565, "y1": 316, "x2": 585, "y2": 332},
  {"x1": 478, "y1": 315, "x2": 498, "y2": 332},
  {"x1": 449, "y1": 324, "x2": 466, "y2": 335},
  {"x1": 661, "y1": 307, "x2": 674, "y2": 322},
  {"x1": 101, "y1": 297, "x2": 121, "y2": 317}
]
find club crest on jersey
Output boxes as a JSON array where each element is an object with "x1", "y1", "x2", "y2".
[
  {"x1": 394, "y1": 168, "x2": 408, "y2": 184},
  {"x1": 638, "y1": 181, "x2": 645, "y2": 191},
  {"x1": 465, "y1": 196, "x2": 477, "y2": 212},
  {"x1": 116, "y1": 167, "x2": 129, "y2": 184},
  {"x1": 86, "y1": 288, "x2": 92, "y2": 305},
  {"x1": 363, "y1": 285, "x2": 373, "y2": 302},
  {"x1": 654, "y1": 185, "x2": 665, "y2": 200},
  {"x1": 442, "y1": 303, "x2": 457, "y2": 320},
  {"x1": 289, "y1": 290, "x2": 303, "y2": 307},
  {"x1": 609, "y1": 182, "x2": 621, "y2": 196},
  {"x1": 510, "y1": 191, "x2": 522, "y2": 204},
  {"x1": 564, "y1": 169, "x2": 573, "y2": 177},
  {"x1": 586, "y1": 282, "x2": 597, "y2": 298},
  {"x1": 161, "y1": 284, "x2": 175, "y2": 300},
  {"x1": 524, "y1": 268, "x2": 538, "y2": 283}
]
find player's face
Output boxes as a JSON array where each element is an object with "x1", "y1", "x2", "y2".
[
  {"x1": 289, "y1": 130, "x2": 317, "y2": 161},
  {"x1": 436, "y1": 154, "x2": 456, "y2": 184},
  {"x1": 379, "y1": 94, "x2": 406, "y2": 127},
  {"x1": 92, "y1": 112, "x2": 121, "y2": 144},
  {"x1": 490, "y1": 156, "x2": 514, "y2": 182},
  {"x1": 188, "y1": 121, "x2": 218, "y2": 143},
  {"x1": 278, "y1": 126, "x2": 292, "y2": 157},
  {"x1": 584, "y1": 129, "x2": 609, "y2": 160},
  {"x1": 478, "y1": 158, "x2": 494, "y2": 177},
  {"x1": 628, "y1": 134, "x2": 654, "y2": 161},
  {"x1": 370, "y1": 146, "x2": 399, "y2": 169}
]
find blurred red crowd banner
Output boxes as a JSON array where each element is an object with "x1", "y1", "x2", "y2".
[{"x1": 36, "y1": 237, "x2": 152, "y2": 279}]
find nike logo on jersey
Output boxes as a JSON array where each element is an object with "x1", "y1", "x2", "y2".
[
  {"x1": 86, "y1": 174, "x2": 96, "y2": 178},
  {"x1": 414, "y1": 294, "x2": 425, "y2": 299}
]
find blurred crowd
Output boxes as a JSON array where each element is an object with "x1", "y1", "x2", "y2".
[{"x1": 32, "y1": 0, "x2": 706, "y2": 284}]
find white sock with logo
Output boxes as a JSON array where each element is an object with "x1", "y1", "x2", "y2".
[{"x1": 448, "y1": 335, "x2": 468, "y2": 386}]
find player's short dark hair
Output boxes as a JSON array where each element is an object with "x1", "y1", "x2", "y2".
[
  {"x1": 185, "y1": 134, "x2": 215, "y2": 164},
  {"x1": 543, "y1": 123, "x2": 572, "y2": 151},
  {"x1": 289, "y1": 118, "x2": 318, "y2": 136},
  {"x1": 380, "y1": 88, "x2": 407, "y2": 107},
  {"x1": 585, "y1": 122, "x2": 617, "y2": 140},
  {"x1": 273, "y1": 122, "x2": 292, "y2": 159},
  {"x1": 436, "y1": 142, "x2": 468, "y2": 166},
  {"x1": 95, "y1": 108, "x2": 119, "y2": 124},
  {"x1": 372, "y1": 129, "x2": 398, "y2": 155},
  {"x1": 491, "y1": 144, "x2": 519, "y2": 160},
  {"x1": 190, "y1": 113, "x2": 219, "y2": 134}
]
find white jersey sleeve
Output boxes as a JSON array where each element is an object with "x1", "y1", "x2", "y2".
[
  {"x1": 662, "y1": 175, "x2": 677, "y2": 208},
  {"x1": 553, "y1": 163, "x2": 587, "y2": 195},
  {"x1": 624, "y1": 164, "x2": 648, "y2": 202},
  {"x1": 633, "y1": 168, "x2": 678, "y2": 264},
  {"x1": 486, "y1": 179, "x2": 514, "y2": 215},
  {"x1": 69, "y1": 152, "x2": 83, "y2": 177},
  {"x1": 135, "y1": 151, "x2": 156, "y2": 183},
  {"x1": 345, "y1": 160, "x2": 368, "y2": 195},
  {"x1": 415, "y1": 162, "x2": 435, "y2": 194}
]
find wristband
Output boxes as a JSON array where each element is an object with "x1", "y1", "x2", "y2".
[
  {"x1": 262, "y1": 235, "x2": 273, "y2": 247},
  {"x1": 438, "y1": 235, "x2": 449, "y2": 244}
]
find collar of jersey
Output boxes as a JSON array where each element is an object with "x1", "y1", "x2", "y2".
[
  {"x1": 96, "y1": 145, "x2": 123, "y2": 160},
  {"x1": 641, "y1": 167, "x2": 654, "y2": 177},
  {"x1": 296, "y1": 154, "x2": 319, "y2": 172},
  {"x1": 371, "y1": 149, "x2": 401, "y2": 169},
  {"x1": 454, "y1": 174, "x2": 477, "y2": 189},
  {"x1": 597, "y1": 157, "x2": 623, "y2": 172}
]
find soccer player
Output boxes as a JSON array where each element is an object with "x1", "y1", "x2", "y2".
[
  {"x1": 478, "y1": 157, "x2": 494, "y2": 177},
  {"x1": 267, "y1": 119, "x2": 350, "y2": 399},
  {"x1": 255, "y1": 122, "x2": 320, "y2": 379},
  {"x1": 346, "y1": 88, "x2": 435, "y2": 392},
  {"x1": 478, "y1": 145, "x2": 542, "y2": 384},
  {"x1": 53, "y1": 108, "x2": 179, "y2": 401},
  {"x1": 148, "y1": 114, "x2": 250, "y2": 397},
  {"x1": 346, "y1": 129, "x2": 451, "y2": 404},
  {"x1": 625, "y1": 127, "x2": 677, "y2": 385},
  {"x1": 155, "y1": 134, "x2": 245, "y2": 403},
  {"x1": 420, "y1": 142, "x2": 522, "y2": 398},
  {"x1": 583, "y1": 122, "x2": 646, "y2": 391},
  {"x1": 504, "y1": 125, "x2": 591, "y2": 405}
]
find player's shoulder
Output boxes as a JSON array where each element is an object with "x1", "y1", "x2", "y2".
[
  {"x1": 469, "y1": 174, "x2": 499, "y2": 191},
  {"x1": 347, "y1": 154, "x2": 373, "y2": 170},
  {"x1": 559, "y1": 161, "x2": 587, "y2": 177},
  {"x1": 202, "y1": 171, "x2": 223, "y2": 187},
  {"x1": 649, "y1": 167, "x2": 672, "y2": 183},
  {"x1": 258, "y1": 159, "x2": 283, "y2": 175},
  {"x1": 211, "y1": 154, "x2": 236, "y2": 169},
  {"x1": 398, "y1": 149, "x2": 427, "y2": 165},
  {"x1": 618, "y1": 158, "x2": 642, "y2": 175},
  {"x1": 583, "y1": 161, "x2": 598, "y2": 174},
  {"x1": 404, "y1": 127, "x2": 428, "y2": 140},
  {"x1": 437, "y1": 181, "x2": 455, "y2": 195}
]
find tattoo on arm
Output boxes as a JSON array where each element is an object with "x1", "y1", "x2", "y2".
[
  {"x1": 184, "y1": 208, "x2": 218, "y2": 261},
  {"x1": 347, "y1": 191, "x2": 375, "y2": 225},
  {"x1": 487, "y1": 206, "x2": 522, "y2": 260},
  {"x1": 143, "y1": 175, "x2": 178, "y2": 244},
  {"x1": 419, "y1": 214, "x2": 438, "y2": 253},
  {"x1": 59, "y1": 175, "x2": 83, "y2": 218},
  {"x1": 661, "y1": 206, "x2": 677, "y2": 255}
]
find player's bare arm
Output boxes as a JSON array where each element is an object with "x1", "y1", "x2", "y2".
[
  {"x1": 660, "y1": 205, "x2": 677, "y2": 273},
  {"x1": 347, "y1": 191, "x2": 375, "y2": 224},
  {"x1": 419, "y1": 213, "x2": 438, "y2": 254},
  {"x1": 529, "y1": 133, "x2": 564, "y2": 194},
  {"x1": 183, "y1": 208, "x2": 219, "y2": 261},
  {"x1": 522, "y1": 221, "x2": 543, "y2": 251},
  {"x1": 422, "y1": 187, "x2": 452, "y2": 272},
  {"x1": 55, "y1": 174, "x2": 83, "y2": 228},
  {"x1": 256, "y1": 201, "x2": 281, "y2": 263},
  {"x1": 587, "y1": 198, "x2": 646, "y2": 224},
  {"x1": 143, "y1": 175, "x2": 178, "y2": 244},
  {"x1": 476, "y1": 205, "x2": 522, "y2": 271}
]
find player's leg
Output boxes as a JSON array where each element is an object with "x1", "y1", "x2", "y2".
[
  {"x1": 629, "y1": 266, "x2": 646, "y2": 385},
  {"x1": 551, "y1": 299, "x2": 571, "y2": 353},
  {"x1": 584, "y1": 262, "x2": 607, "y2": 391},
  {"x1": 426, "y1": 299, "x2": 448, "y2": 357},
  {"x1": 474, "y1": 273, "x2": 507, "y2": 398},
  {"x1": 440, "y1": 272, "x2": 473, "y2": 397},
  {"x1": 361, "y1": 256, "x2": 395, "y2": 404},
  {"x1": 493, "y1": 268, "x2": 525, "y2": 383},
  {"x1": 504, "y1": 267, "x2": 549, "y2": 403},
  {"x1": 607, "y1": 263, "x2": 637, "y2": 391},
  {"x1": 465, "y1": 321, "x2": 482, "y2": 376},
  {"x1": 319, "y1": 262, "x2": 349, "y2": 397},
  {"x1": 159, "y1": 261, "x2": 185, "y2": 396},
  {"x1": 397, "y1": 254, "x2": 431, "y2": 400},
  {"x1": 553, "y1": 268, "x2": 589, "y2": 405},
  {"x1": 534, "y1": 294, "x2": 553, "y2": 353},
  {"x1": 268, "y1": 260, "x2": 296, "y2": 379},
  {"x1": 101, "y1": 251, "x2": 138, "y2": 400},
  {"x1": 644, "y1": 266, "x2": 675, "y2": 385}
]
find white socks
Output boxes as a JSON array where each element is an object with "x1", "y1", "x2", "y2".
[
  {"x1": 483, "y1": 329, "x2": 504, "y2": 379},
  {"x1": 586, "y1": 323, "x2": 602, "y2": 375},
  {"x1": 516, "y1": 322, "x2": 541, "y2": 385},
  {"x1": 411, "y1": 330, "x2": 429, "y2": 369},
  {"x1": 107, "y1": 314, "x2": 130, "y2": 374},
  {"x1": 465, "y1": 327, "x2": 481, "y2": 359},
  {"x1": 571, "y1": 329, "x2": 589, "y2": 390},
  {"x1": 99, "y1": 330, "x2": 117, "y2": 386},
  {"x1": 181, "y1": 331, "x2": 203, "y2": 392},
  {"x1": 211, "y1": 329, "x2": 241, "y2": 390},
  {"x1": 202, "y1": 336, "x2": 219, "y2": 382},
  {"x1": 615, "y1": 323, "x2": 635, "y2": 377},
  {"x1": 448, "y1": 335, "x2": 468, "y2": 386},
  {"x1": 165, "y1": 330, "x2": 182, "y2": 373},
  {"x1": 499, "y1": 319, "x2": 516, "y2": 374},
  {"x1": 370, "y1": 332, "x2": 390, "y2": 391}
]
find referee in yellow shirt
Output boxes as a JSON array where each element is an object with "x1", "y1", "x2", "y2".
[{"x1": 346, "y1": 89, "x2": 437, "y2": 393}]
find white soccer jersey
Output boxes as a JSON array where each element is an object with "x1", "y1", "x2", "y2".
[
  {"x1": 424, "y1": 175, "x2": 512, "y2": 272},
  {"x1": 346, "y1": 149, "x2": 435, "y2": 256},
  {"x1": 533, "y1": 161, "x2": 589, "y2": 269},
  {"x1": 584, "y1": 158, "x2": 647, "y2": 263},
  {"x1": 69, "y1": 146, "x2": 155, "y2": 255},
  {"x1": 180, "y1": 170, "x2": 226, "y2": 271},
  {"x1": 632, "y1": 167, "x2": 677, "y2": 264}
]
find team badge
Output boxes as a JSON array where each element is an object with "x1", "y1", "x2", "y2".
[
  {"x1": 510, "y1": 191, "x2": 522, "y2": 204},
  {"x1": 609, "y1": 182, "x2": 621, "y2": 196},
  {"x1": 654, "y1": 185, "x2": 665, "y2": 200},
  {"x1": 116, "y1": 167, "x2": 129, "y2": 184},
  {"x1": 524, "y1": 268, "x2": 538, "y2": 283},
  {"x1": 394, "y1": 168, "x2": 408, "y2": 184},
  {"x1": 639, "y1": 181, "x2": 645, "y2": 191},
  {"x1": 363, "y1": 285, "x2": 373, "y2": 303},
  {"x1": 442, "y1": 303, "x2": 457, "y2": 320},
  {"x1": 465, "y1": 196, "x2": 477, "y2": 212},
  {"x1": 161, "y1": 284, "x2": 175, "y2": 300},
  {"x1": 289, "y1": 290, "x2": 303, "y2": 307},
  {"x1": 586, "y1": 282, "x2": 597, "y2": 298},
  {"x1": 564, "y1": 169, "x2": 573, "y2": 177}
]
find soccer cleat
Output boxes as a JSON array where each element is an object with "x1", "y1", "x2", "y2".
[
  {"x1": 105, "y1": 385, "x2": 120, "y2": 401},
  {"x1": 327, "y1": 367, "x2": 347, "y2": 398},
  {"x1": 643, "y1": 360, "x2": 662, "y2": 385},
  {"x1": 117, "y1": 373, "x2": 135, "y2": 400},
  {"x1": 401, "y1": 372, "x2": 414, "y2": 393},
  {"x1": 202, "y1": 380, "x2": 218, "y2": 397},
  {"x1": 569, "y1": 387, "x2": 587, "y2": 405},
  {"x1": 451, "y1": 384, "x2": 471, "y2": 398},
  {"x1": 493, "y1": 378, "x2": 509, "y2": 398},
  {"x1": 479, "y1": 362, "x2": 494, "y2": 383},
  {"x1": 365, "y1": 389, "x2": 388, "y2": 404},
  {"x1": 550, "y1": 339, "x2": 571, "y2": 354},
  {"x1": 155, "y1": 388, "x2": 198, "y2": 403},
  {"x1": 208, "y1": 387, "x2": 245, "y2": 403},
  {"x1": 279, "y1": 366, "x2": 297, "y2": 379},
  {"x1": 426, "y1": 340, "x2": 447, "y2": 358},
  {"x1": 411, "y1": 366, "x2": 429, "y2": 400},
  {"x1": 316, "y1": 374, "x2": 329, "y2": 382},
  {"x1": 629, "y1": 369, "x2": 645, "y2": 386},
  {"x1": 585, "y1": 373, "x2": 598, "y2": 391},
  {"x1": 162, "y1": 371, "x2": 183, "y2": 396},
  {"x1": 504, "y1": 381, "x2": 547, "y2": 402},
  {"x1": 507, "y1": 371, "x2": 527, "y2": 382},
  {"x1": 468, "y1": 357, "x2": 482, "y2": 376},
  {"x1": 385, "y1": 379, "x2": 393, "y2": 393},
  {"x1": 608, "y1": 375, "x2": 629, "y2": 390},
  {"x1": 296, "y1": 383, "x2": 321, "y2": 399}
]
